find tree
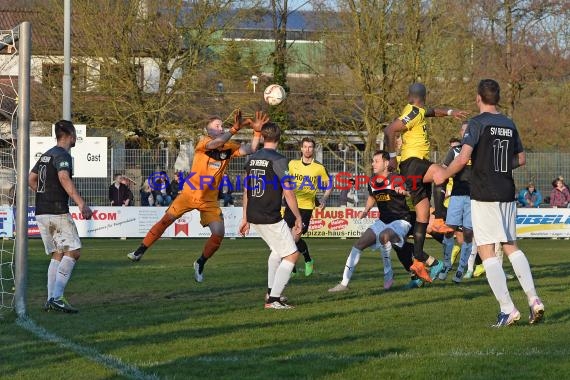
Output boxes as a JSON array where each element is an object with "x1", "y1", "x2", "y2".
[{"x1": 32, "y1": 0, "x2": 259, "y2": 147}]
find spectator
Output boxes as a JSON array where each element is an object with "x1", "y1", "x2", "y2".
[
  {"x1": 557, "y1": 176, "x2": 568, "y2": 191},
  {"x1": 550, "y1": 178, "x2": 570, "y2": 208},
  {"x1": 338, "y1": 178, "x2": 356, "y2": 207},
  {"x1": 170, "y1": 172, "x2": 181, "y2": 200},
  {"x1": 518, "y1": 182, "x2": 542, "y2": 208},
  {"x1": 140, "y1": 181, "x2": 154, "y2": 206},
  {"x1": 109, "y1": 173, "x2": 132, "y2": 206},
  {"x1": 219, "y1": 173, "x2": 234, "y2": 206},
  {"x1": 153, "y1": 171, "x2": 173, "y2": 206},
  {"x1": 120, "y1": 176, "x2": 135, "y2": 206}
]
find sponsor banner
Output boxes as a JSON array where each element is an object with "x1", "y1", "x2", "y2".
[
  {"x1": 305, "y1": 207, "x2": 376, "y2": 238},
  {"x1": 20, "y1": 206, "x2": 570, "y2": 239},
  {"x1": 28, "y1": 206, "x2": 40, "y2": 237},
  {"x1": 0, "y1": 206, "x2": 14, "y2": 238},
  {"x1": 516, "y1": 208, "x2": 570, "y2": 238},
  {"x1": 67, "y1": 206, "x2": 260, "y2": 238}
]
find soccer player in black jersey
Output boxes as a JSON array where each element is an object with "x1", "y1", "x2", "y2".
[
  {"x1": 435, "y1": 79, "x2": 544, "y2": 327},
  {"x1": 239, "y1": 122, "x2": 303, "y2": 309},
  {"x1": 29, "y1": 120, "x2": 93, "y2": 313},
  {"x1": 329, "y1": 150, "x2": 431, "y2": 291}
]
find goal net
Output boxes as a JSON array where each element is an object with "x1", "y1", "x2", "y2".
[{"x1": 0, "y1": 27, "x2": 19, "y2": 312}]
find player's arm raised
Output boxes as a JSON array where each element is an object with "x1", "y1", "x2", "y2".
[
  {"x1": 425, "y1": 107, "x2": 469, "y2": 119},
  {"x1": 239, "y1": 175, "x2": 250, "y2": 237},
  {"x1": 207, "y1": 109, "x2": 245, "y2": 150},
  {"x1": 240, "y1": 111, "x2": 269, "y2": 155},
  {"x1": 384, "y1": 118, "x2": 406, "y2": 171}
]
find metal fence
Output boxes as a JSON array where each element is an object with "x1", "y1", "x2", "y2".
[{"x1": 20, "y1": 149, "x2": 569, "y2": 208}]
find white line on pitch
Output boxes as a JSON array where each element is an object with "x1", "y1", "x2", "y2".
[{"x1": 16, "y1": 316, "x2": 159, "y2": 380}]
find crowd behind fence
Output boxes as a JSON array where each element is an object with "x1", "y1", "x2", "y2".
[{"x1": 17, "y1": 149, "x2": 570, "y2": 208}]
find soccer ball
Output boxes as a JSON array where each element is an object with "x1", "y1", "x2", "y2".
[{"x1": 263, "y1": 84, "x2": 286, "y2": 106}]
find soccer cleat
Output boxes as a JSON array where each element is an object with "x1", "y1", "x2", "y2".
[
  {"x1": 451, "y1": 245, "x2": 461, "y2": 264},
  {"x1": 429, "y1": 261, "x2": 444, "y2": 281},
  {"x1": 492, "y1": 308, "x2": 520, "y2": 327},
  {"x1": 410, "y1": 259, "x2": 432, "y2": 283},
  {"x1": 193, "y1": 261, "x2": 204, "y2": 283},
  {"x1": 305, "y1": 260, "x2": 314, "y2": 276},
  {"x1": 48, "y1": 297, "x2": 79, "y2": 314},
  {"x1": 529, "y1": 299, "x2": 545, "y2": 324},
  {"x1": 438, "y1": 265, "x2": 452, "y2": 280},
  {"x1": 403, "y1": 278, "x2": 424, "y2": 290},
  {"x1": 328, "y1": 283, "x2": 349, "y2": 292},
  {"x1": 265, "y1": 294, "x2": 288, "y2": 303},
  {"x1": 505, "y1": 272, "x2": 515, "y2": 280},
  {"x1": 473, "y1": 264, "x2": 486, "y2": 277},
  {"x1": 452, "y1": 271, "x2": 463, "y2": 283},
  {"x1": 431, "y1": 218, "x2": 454, "y2": 234},
  {"x1": 383, "y1": 278, "x2": 394, "y2": 290},
  {"x1": 464, "y1": 270, "x2": 473, "y2": 279},
  {"x1": 264, "y1": 301, "x2": 294, "y2": 309},
  {"x1": 127, "y1": 251, "x2": 143, "y2": 262}
]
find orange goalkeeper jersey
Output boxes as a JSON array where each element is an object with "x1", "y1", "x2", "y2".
[{"x1": 182, "y1": 136, "x2": 241, "y2": 202}]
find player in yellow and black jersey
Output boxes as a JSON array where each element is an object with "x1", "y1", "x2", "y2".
[
  {"x1": 283, "y1": 137, "x2": 333, "y2": 276},
  {"x1": 384, "y1": 83, "x2": 468, "y2": 283}
]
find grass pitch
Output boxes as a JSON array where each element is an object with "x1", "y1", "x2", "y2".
[{"x1": 1, "y1": 238, "x2": 569, "y2": 379}]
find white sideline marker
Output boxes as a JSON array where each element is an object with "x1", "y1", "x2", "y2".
[{"x1": 16, "y1": 316, "x2": 159, "y2": 380}]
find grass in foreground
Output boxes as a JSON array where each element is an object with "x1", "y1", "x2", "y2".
[{"x1": 1, "y1": 238, "x2": 570, "y2": 379}]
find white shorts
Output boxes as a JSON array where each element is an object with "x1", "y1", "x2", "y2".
[
  {"x1": 368, "y1": 219, "x2": 412, "y2": 250},
  {"x1": 35, "y1": 214, "x2": 82, "y2": 255},
  {"x1": 252, "y1": 219, "x2": 298, "y2": 258},
  {"x1": 471, "y1": 200, "x2": 517, "y2": 245}
]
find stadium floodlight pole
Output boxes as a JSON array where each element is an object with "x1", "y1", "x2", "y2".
[
  {"x1": 62, "y1": 0, "x2": 72, "y2": 120},
  {"x1": 15, "y1": 21, "x2": 31, "y2": 318}
]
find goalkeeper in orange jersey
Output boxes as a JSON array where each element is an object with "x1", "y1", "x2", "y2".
[{"x1": 127, "y1": 110, "x2": 269, "y2": 283}]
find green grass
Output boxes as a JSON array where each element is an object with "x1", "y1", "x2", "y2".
[{"x1": 1, "y1": 238, "x2": 569, "y2": 379}]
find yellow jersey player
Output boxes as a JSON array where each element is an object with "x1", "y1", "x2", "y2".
[
  {"x1": 283, "y1": 137, "x2": 333, "y2": 276},
  {"x1": 384, "y1": 83, "x2": 468, "y2": 283}
]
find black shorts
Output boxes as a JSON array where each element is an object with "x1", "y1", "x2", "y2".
[
  {"x1": 284, "y1": 206, "x2": 313, "y2": 235},
  {"x1": 399, "y1": 157, "x2": 433, "y2": 206}
]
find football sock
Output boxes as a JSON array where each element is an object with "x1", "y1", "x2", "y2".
[
  {"x1": 457, "y1": 242, "x2": 472, "y2": 273},
  {"x1": 394, "y1": 242, "x2": 414, "y2": 271},
  {"x1": 432, "y1": 184, "x2": 447, "y2": 218},
  {"x1": 196, "y1": 255, "x2": 207, "y2": 273},
  {"x1": 296, "y1": 239, "x2": 311, "y2": 262},
  {"x1": 442, "y1": 235, "x2": 454, "y2": 267},
  {"x1": 203, "y1": 234, "x2": 223, "y2": 259},
  {"x1": 47, "y1": 259, "x2": 59, "y2": 301},
  {"x1": 507, "y1": 250, "x2": 538, "y2": 303},
  {"x1": 467, "y1": 242, "x2": 478, "y2": 272},
  {"x1": 142, "y1": 214, "x2": 173, "y2": 248},
  {"x1": 475, "y1": 252, "x2": 482, "y2": 266},
  {"x1": 52, "y1": 256, "x2": 76, "y2": 300},
  {"x1": 412, "y1": 222, "x2": 428, "y2": 262},
  {"x1": 341, "y1": 247, "x2": 362, "y2": 286},
  {"x1": 269, "y1": 260, "x2": 295, "y2": 299},
  {"x1": 426, "y1": 256, "x2": 437, "y2": 266},
  {"x1": 380, "y1": 243, "x2": 393, "y2": 280},
  {"x1": 134, "y1": 244, "x2": 147, "y2": 256},
  {"x1": 483, "y1": 256, "x2": 515, "y2": 314},
  {"x1": 430, "y1": 231, "x2": 444, "y2": 244},
  {"x1": 267, "y1": 251, "x2": 281, "y2": 289}
]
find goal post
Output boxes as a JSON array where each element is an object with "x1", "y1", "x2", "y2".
[{"x1": 14, "y1": 21, "x2": 31, "y2": 317}]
